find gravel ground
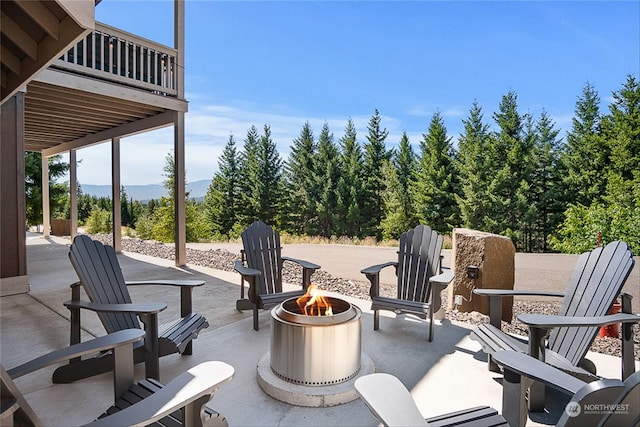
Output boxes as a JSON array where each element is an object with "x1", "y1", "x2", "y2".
[{"x1": 91, "y1": 234, "x2": 639, "y2": 361}]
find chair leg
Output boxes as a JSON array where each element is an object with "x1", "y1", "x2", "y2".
[
  {"x1": 527, "y1": 381, "x2": 545, "y2": 412},
  {"x1": 253, "y1": 304, "x2": 259, "y2": 331},
  {"x1": 373, "y1": 310, "x2": 380, "y2": 330},
  {"x1": 428, "y1": 307, "x2": 434, "y2": 342}
]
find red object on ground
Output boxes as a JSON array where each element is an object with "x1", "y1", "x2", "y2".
[{"x1": 599, "y1": 300, "x2": 622, "y2": 338}]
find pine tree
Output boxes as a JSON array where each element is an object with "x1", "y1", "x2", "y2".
[
  {"x1": 530, "y1": 110, "x2": 564, "y2": 252},
  {"x1": 285, "y1": 122, "x2": 318, "y2": 235},
  {"x1": 204, "y1": 134, "x2": 240, "y2": 239},
  {"x1": 25, "y1": 153, "x2": 69, "y2": 227},
  {"x1": 411, "y1": 111, "x2": 458, "y2": 233},
  {"x1": 380, "y1": 131, "x2": 417, "y2": 236},
  {"x1": 455, "y1": 101, "x2": 492, "y2": 230},
  {"x1": 237, "y1": 125, "x2": 261, "y2": 225},
  {"x1": 601, "y1": 74, "x2": 640, "y2": 206},
  {"x1": 486, "y1": 91, "x2": 532, "y2": 249},
  {"x1": 562, "y1": 82, "x2": 607, "y2": 206},
  {"x1": 395, "y1": 131, "x2": 417, "y2": 227},
  {"x1": 362, "y1": 109, "x2": 390, "y2": 239},
  {"x1": 152, "y1": 152, "x2": 206, "y2": 242},
  {"x1": 336, "y1": 119, "x2": 365, "y2": 237},
  {"x1": 380, "y1": 159, "x2": 409, "y2": 239},
  {"x1": 314, "y1": 123, "x2": 340, "y2": 237},
  {"x1": 241, "y1": 125, "x2": 284, "y2": 226}
]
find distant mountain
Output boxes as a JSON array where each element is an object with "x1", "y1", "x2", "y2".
[{"x1": 80, "y1": 179, "x2": 211, "y2": 202}]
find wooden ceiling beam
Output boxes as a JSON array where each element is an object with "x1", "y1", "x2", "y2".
[
  {"x1": 0, "y1": 11, "x2": 39, "y2": 61},
  {"x1": 1, "y1": 45, "x2": 21, "y2": 75},
  {"x1": 15, "y1": 1, "x2": 60, "y2": 41}
]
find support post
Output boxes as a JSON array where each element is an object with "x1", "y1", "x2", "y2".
[
  {"x1": 111, "y1": 137, "x2": 122, "y2": 253},
  {"x1": 70, "y1": 150, "x2": 78, "y2": 239},
  {"x1": 42, "y1": 154, "x2": 50, "y2": 237},
  {"x1": 173, "y1": 0, "x2": 186, "y2": 266}
]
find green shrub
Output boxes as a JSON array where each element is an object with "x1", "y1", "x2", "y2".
[{"x1": 85, "y1": 207, "x2": 112, "y2": 234}]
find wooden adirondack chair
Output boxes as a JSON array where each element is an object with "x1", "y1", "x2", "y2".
[
  {"x1": 234, "y1": 221, "x2": 321, "y2": 330},
  {"x1": 470, "y1": 240, "x2": 637, "y2": 411},
  {"x1": 53, "y1": 235, "x2": 209, "y2": 383},
  {"x1": 354, "y1": 351, "x2": 639, "y2": 427},
  {"x1": 470, "y1": 241, "x2": 636, "y2": 375},
  {"x1": 1, "y1": 329, "x2": 234, "y2": 427},
  {"x1": 360, "y1": 225, "x2": 454, "y2": 341},
  {"x1": 494, "y1": 351, "x2": 640, "y2": 427}
]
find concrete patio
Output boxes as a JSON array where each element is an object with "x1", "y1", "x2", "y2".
[{"x1": 1, "y1": 234, "x2": 636, "y2": 426}]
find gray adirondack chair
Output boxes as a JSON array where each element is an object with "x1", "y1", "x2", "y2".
[
  {"x1": 361, "y1": 225, "x2": 454, "y2": 341},
  {"x1": 470, "y1": 240, "x2": 637, "y2": 411},
  {"x1": 234, "y1": 221, "x2": 320, "y2": 330},
  {"x1": 471, "y1": 241, "x2": 636, "y2": 375},
  {"x1": 494, "y1": 351, "x2": 640, "y2": 427},
  {"x1": 354, "y1": 351, "x2": 639, "y2": 427},
  {"x1": 1, "y1": 329, "x2": 234, "y2": 427},
  {"x1": 53, "y1": 235, "x2": 209, "y2": 383}
]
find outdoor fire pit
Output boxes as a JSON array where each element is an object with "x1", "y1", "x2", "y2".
[{"x1": 256, "y1": 285, "x2": 375, "y2": 407}]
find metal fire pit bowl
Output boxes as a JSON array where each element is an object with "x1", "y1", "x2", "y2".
[{"x1": 270, "y1": 296, "x2": 362, "y2": 386}]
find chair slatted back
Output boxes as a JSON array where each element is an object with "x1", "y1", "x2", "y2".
[
  {"x1": 396, "y1": 225, "x2": 443, "y2": 303},
  {"x1": 549, "y1": 241, "x2": 635, "y2": 366},
  {"x1": 241, "y1": 221, "x2": 283, "y2": 295},
  {"x1": 69, "y1": 235, "x2": 141, "y2": 333}
]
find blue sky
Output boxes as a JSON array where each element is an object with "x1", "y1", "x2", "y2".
[{"x1": 71, "y1": 0, "x2": 639, "y2": 185}]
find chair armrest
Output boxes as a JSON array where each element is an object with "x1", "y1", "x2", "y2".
[
  {"x1": 84, "y1": 361, "x2": 235, "y2": 427},
  {"x1": 473, "y1": 289, "x2": 565, "y2": 298},
  {"x1": 282, "y1": 256, "x2": 320, "y2": 270},
  {"x1": 355, "y1": 373, "x2": 428, "y2": 427},
  {"x1": 64, "y1": 299, "x2": 167, "y2": 315},
  {"x1": 430, "y1": 267, "x2": 454, "y2": 285},
  {"x1": 233, "y1": 260, "x2": 261, "y2": 277},
  {"x1": 361, "y1": 261, "x2": 397, "y2": 276},
  {"x1": 7, "y1": 330, "x2": 145, "y2": 380},
  {"x1": 473, "y1": 289, "x2": 565, "y2": 329},
  {"x1": 518, "y1": 313, "x2": 640, "y2": 329},
  {"x1": 492, "y1": 351, "x2": 587, "y2": 396},
  {"x1": 126, "y1": 279, "x2": 205, "y2": 287}
]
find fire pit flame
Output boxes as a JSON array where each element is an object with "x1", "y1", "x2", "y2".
[{"x1": 296, "y1": 283, "x2": 333, "y2": 316}]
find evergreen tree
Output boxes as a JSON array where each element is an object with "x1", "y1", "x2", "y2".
[
  {"x1": 336, "y1": 118, "x2": 365, "y2": 237},
  {"x1": 237, "y1": 125, "x2": 261, "y2": 225},
  {"x1": 362, "y1": 109, "x2": 390, "y2": 239},
  {"x1": 394, "y1": 131, "x2": 418, "y2": 228},
  {"x1": 530, "y1": 110, "x2": 564, "y2": 252},
  {"x1": 285, "y1": 122, "x2": 318, "y2": 235},
  {"x1": 25, "y1": 153, "x2": 69, "y2": 227},
  {"x1": 411, "y1": 111, "x2": 458, "y2": 233},
  {"x1": 151, "y1": 153, "x2": 207, "y2": 243},
  {"x1": 486, "y1": 91, "x2": 532, "y2": 249},
  {"x1": 601, "y1": 74, "x2": 640, "y2": 207},
  {"x1": 455, "y1": 101, "x2": 492, "y2": 229},
  {"x1": 203, "y1": 134, "x2": 240, "y2": 239},
  {"x1": 237, "y1": 125, "x2": 283, "y2": 227},
  {"x1": 314, "y1": 123, "x2": 341, "y2": 237},
  {"x1": 380, "y1": 159, "x2": 410, "y2": 239},
  {"x1": 562, "y1": 82, "x2": 607, "y2": 206},
  {"x1": 258, "y1": 125, "x2": 284, "y2": 226}
]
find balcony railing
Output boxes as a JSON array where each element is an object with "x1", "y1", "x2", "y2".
[{"x1": 53, "y1": 22, "x2": 178, "y2": 97}]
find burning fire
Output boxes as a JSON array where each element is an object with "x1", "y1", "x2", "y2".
[{"x1": 296, "y1": 283, "x2": 333, "y2": 316}]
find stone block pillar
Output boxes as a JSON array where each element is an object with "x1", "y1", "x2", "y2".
[{"x1": 448, "y1": 228, "x2": 515, "y2": 322}]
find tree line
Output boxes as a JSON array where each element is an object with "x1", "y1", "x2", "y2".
[
  {"x1": 202, "y1": 75, "x2": 639, "y2": 253},
  {"x1": 27, "y1": 75, "x2": 639, "y2": 254}
]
